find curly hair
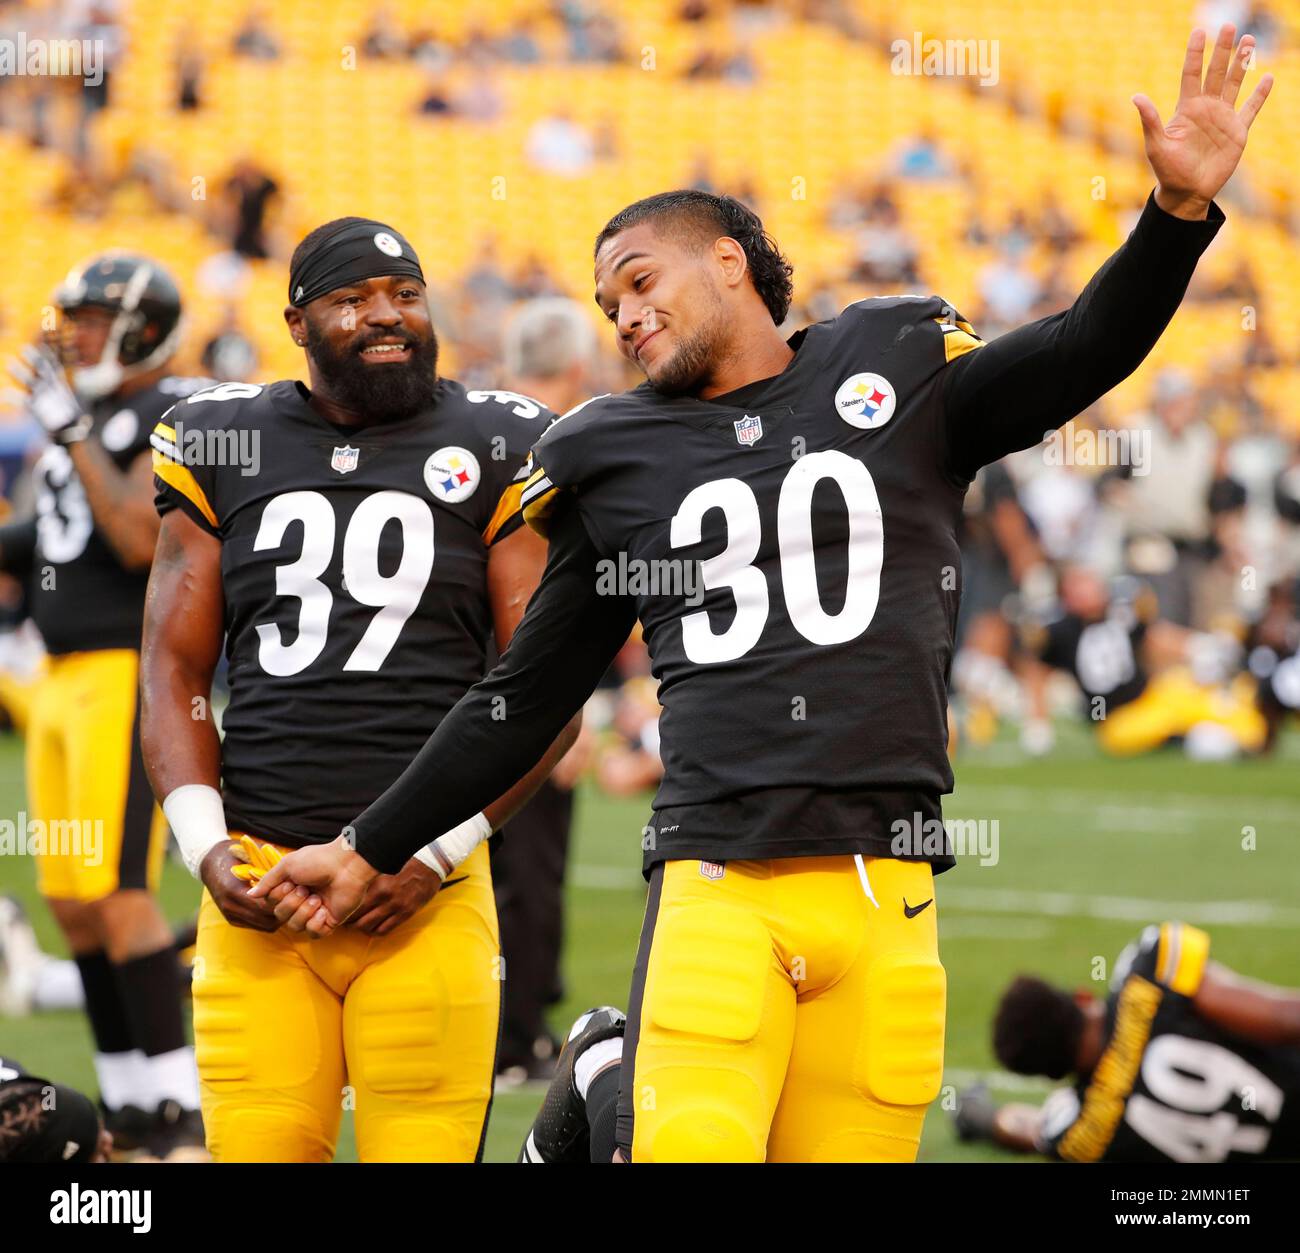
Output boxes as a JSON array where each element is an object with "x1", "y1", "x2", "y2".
[
  {"x1": 594, "y1": 190, "x2": 795, "y2": 326},
  {"x1": 993, "y1": 975, "x2": 1086, "y2": 1080}
]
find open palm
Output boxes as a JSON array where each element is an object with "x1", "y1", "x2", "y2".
[{"x1": 1133, "y1": 25, "x2": 1273, "y2": 219}]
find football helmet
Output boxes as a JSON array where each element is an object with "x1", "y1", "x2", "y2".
[{"x1": 53, "y1": 252, "x2": 183, "y2": 400}]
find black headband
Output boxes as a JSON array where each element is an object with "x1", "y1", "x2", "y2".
[{"x1": 288, "y1": 218, "x2": 425, "y2": 307}]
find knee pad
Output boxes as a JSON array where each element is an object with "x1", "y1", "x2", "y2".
[
  {"x1": 645, "y1": 1103, "x2": 764, "y2": 1163},
  {"x1": 644, "y1": 901, "x2": 771, "y2": 1043},
  {"x1": 209, "y1": 1103, "x2": 333, "y2": 1163},
  {"x1": 855, "y1": 951, "x2": 946, "y2": 1107},
  {"x1": 192, "y1": 967, "x2": 324, "y2": 1091},
  {"x1": 350, "y1": 978, "x2": 449, "y2": 1096}
]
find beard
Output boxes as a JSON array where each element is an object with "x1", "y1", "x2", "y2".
[
  {"x1": 306, "y1": 320, "x2": 439, "y2": 421},
  {"x1": 643, "y1": 285, "x2": 728, "y2": 398}
]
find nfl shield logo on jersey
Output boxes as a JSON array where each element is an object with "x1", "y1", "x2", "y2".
[
  {"x1": 699, "y1": 860, "x2": 726, "y2": 880},
  {"x1": 734, "y1": 414, "x2": 763, "y2": 446},
  {"x1": 331, "y1": 445, "x2": 360, "y2": 474}
]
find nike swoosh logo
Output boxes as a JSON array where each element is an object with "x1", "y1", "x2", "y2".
[
  {"x1": 440, "y1": 876, "x2": 469, "y2": 888},
  {"x1": 903, "y1": 897, "x2": 933, "y2": 919}
]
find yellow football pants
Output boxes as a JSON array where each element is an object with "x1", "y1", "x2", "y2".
[
  {"x1": 620, "y1": 855, "x2": 946, "y2": 1162},
  {"x1": 1097, "y1": 667, "x2": 1266, "y2": 756},
  {"x1": 193, "y1": 842, "x2": 500, "y2": 1163},
  {"x1": 27, "y1": 648, "x2": 168, "y2": 903}
]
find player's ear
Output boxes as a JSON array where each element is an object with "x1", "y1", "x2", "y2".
[
  {"x1": 284, "y1": 305, "x2": 306, "y2": 346},
  {"x1": 1071, "y1": 988, "x2": 1095, "y2": 1008},
  {"x1": 712, "y1": 237, "x2": 749, "y2": 291}
]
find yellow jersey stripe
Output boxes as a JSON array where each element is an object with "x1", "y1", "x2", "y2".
[
  {"x1": 941, "y1": 327, "x2": 984, "y2": 364},
  {"x1": 1158, "y1": 922, "x2": 1210, "y2": 996},
  {"x1": 522, "y1": 485, "x2": 561, "y2": 537},
  {"x1": 152, "y1": 451, "x2": 218, "y2": 530},
  {"x1": 482, "y1": 480, "x2": 527, "y2": 547}
]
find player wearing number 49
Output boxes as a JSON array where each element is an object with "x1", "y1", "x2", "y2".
[
  {"x1": 956, "y1": 922, "x2": 1300, "y2": 1162},
  {"x1": 140, "y1": 218, "x2": 571, "y2": 1161},
  {"x1": 256, "y1": 28, "x2": 1273, "y2": 1162}
]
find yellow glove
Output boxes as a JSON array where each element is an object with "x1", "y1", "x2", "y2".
[{"x1": 228, "y1": 836, "x2": 285, "y2": 883}]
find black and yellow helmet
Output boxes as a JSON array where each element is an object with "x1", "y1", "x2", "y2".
[{"x1": 54, "y1": 252, "x2": 183, "y2": 399}]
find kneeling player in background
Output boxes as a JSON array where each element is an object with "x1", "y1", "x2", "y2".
[
  {"x1": 2, "y1": 255, "x2": 209, "y2": 1156},
  {"x1": 954, "y1": 922, "x2": 1300, "y2": 1161},
  {"x1": 1022, "y1": 565, "x2": 1265, "y2": 758},
  {"x1": 140, "y1": 219, "x2": 575, "y2": 1161}
]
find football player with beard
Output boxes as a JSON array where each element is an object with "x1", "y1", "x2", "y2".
[{"x1": 139, "y1": 218, "x2": 575, "y2": 1161}]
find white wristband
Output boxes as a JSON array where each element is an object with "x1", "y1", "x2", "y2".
[
  {"x1": 163, "y1": 784, "x2": 229, "y2": 879},
  {"x1": 415, "y1": 812, "x2": 492, "y2": 880}
]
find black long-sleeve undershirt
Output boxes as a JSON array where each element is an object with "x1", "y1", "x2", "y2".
[
  {"x1": 352, "y1": 193, "x2": 1224, "y2": 874},
  {"x1": 355, "y1": 496, "x2": 630, "y2": 872},
  {"x1": 942, "y1": 192, "x2": 1224, "y2": 481}
]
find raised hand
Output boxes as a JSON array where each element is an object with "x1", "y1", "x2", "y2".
[
  {"x1": 1133, "y1": 25, "x2": 1273, "y2": 221},
  {"x1": 4, "y1": 345, "x2": 90, "y2": 442}
]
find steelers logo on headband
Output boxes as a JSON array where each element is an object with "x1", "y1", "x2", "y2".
[{"x1": 288, "y1": 217, "x2": 425, "y2": 307}]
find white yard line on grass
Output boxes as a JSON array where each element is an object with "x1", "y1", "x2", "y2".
[
  {"x1": 951, "y1": 786, "x2": 1299, "y2": 823},
  {"x1": 939, "y1": 885, "x2": 1300, "y2": 928}
]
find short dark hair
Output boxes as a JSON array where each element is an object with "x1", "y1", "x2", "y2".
[
  {"x1": 993, "y1": 975, "x2": 1085, "y2": 1080},
  {"x1": 594, "y1": 190, "x2": 794, "y2": 326}
]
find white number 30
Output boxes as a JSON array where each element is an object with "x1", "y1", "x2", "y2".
[{"x1": 670, "y1": 450, "x2": 884, "y2": 664}]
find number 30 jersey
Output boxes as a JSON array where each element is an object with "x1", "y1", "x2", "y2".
[
  {"x1": 523, "y1": 297, "x2": 981, "y2": 869},
  {"x1": 153, "y1": 378, "x2": 550, "y2": 844}
]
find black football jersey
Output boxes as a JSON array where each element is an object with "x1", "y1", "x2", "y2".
[
  {"x1": 1034, "y1": 594, "x2": 1153, "y2": 714},
  {"x1": 522, "y1": 297, "x2": 985, "y2": 868},
  {"x1": 30, "y1": 376, "x2": 210, "y2": 655},
  {"x1": 152, "y1": 377, "x2": 549, "y2": 844},
  {"x1": 1039, "y1": 922, "x2": 1300, "y2": 1163}
]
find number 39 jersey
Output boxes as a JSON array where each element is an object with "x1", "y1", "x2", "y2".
[
  {"x1": 31, "y1": 376, "x2": 211, "y2": 655},
  {"x1": 1039, "y1": 923, "x2": 1300, "y2": 1163},
  {"x1": 523, "y1": 297, "x2": 981, "y2": 868},
  {"x1": 153, "y1": 377, "x2": 549, "y2": 844}
]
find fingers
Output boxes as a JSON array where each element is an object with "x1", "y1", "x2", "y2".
[
  {"x1": 348, "y1": 909, "x2": 381, "y2": 934},
  {"x1": 6, "y1": 356, "x2": 36, "y2": 390},
  {"x1": 1131, "y1": 93, "x2": 1163, "y2": 140},
  {"x1": 1239, "y1": 73, "x2": 1273, "y2": 130},
  {"x1": 1222, "y1": 34, "x2": 1254, "y2": 107},
  {"x1": 1178, "y1": 27, "x2": 1206, "y2": 103},
  {"x1": 277, "y1": 886, "x2": 325, "y2": 932},
  {"x1": 246, "y1": 857, "x2": 291, "y2": 898},
  {"x1": 271, "y1": 883, "x2": 312, "y2": 925},
  {"x1": 1203, "y1": 23, "x2": 1236, "y2": 98},
  {"x1": 306, "y1": 905, "x2": 338, "y2": 938}
]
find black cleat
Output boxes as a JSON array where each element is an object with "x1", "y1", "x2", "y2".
[
  {"x1": 101, "y1": 1102, "x2": 154, "y2": 1156},
  {"x1": 518, "y1": 1006, "x2": 625, "y2": 1163},
  {"x1": 147, "y1": 1099, "x2": 208, "y2": 1161}
]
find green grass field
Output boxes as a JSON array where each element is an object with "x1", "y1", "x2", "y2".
[{"x1": 2, "y1": 721, "x2": 1296, "y2": 1162}]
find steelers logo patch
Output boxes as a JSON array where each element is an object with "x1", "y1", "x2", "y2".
[
  {"x1": 424, "y1": 446, "x2": 481, "y2": 503},
  {"x1": 100, "y1": 408, "x2": 139, "y2": 452},
  {"x1": 834, "y1": 372, "x2": 897, "y2": 430},
  {"x1": 374, "y1": 232, "x2": 402, "y2": 257}
]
